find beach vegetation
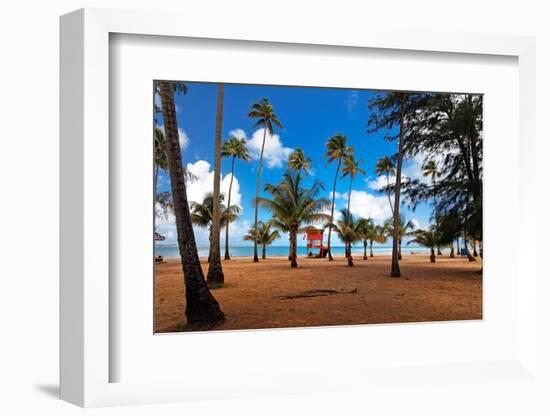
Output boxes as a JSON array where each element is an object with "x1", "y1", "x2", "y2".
[
  {"x1": 383, "y1": 214, "x2": 416, "y2": 260},
  {"x1": 324, "y1": 134, "x2": 352, "y2": 261},
  {"x1": 374, "y1": 156, "x2": 396, "y2": 216},
  {"x1": 341, "y1": 153, "x2": 365, "y2": 218},
  {"x1": 329, "y1": 209, "x2": 365, "y2": 266},
  {"x1": 221, "y1": 134, "x2": 252, "y2": 260},
  {"x1": 206, "y1": 83, "x2": 226, "y2": 286},
  {"x1": 287, "y1": 148, "x2": 313, "y2": 177},
  {"x1": 190, "y1": 193, "x2": 241, "y2": 262},
  {"x1": 407, "y1": 227, "x2": 441, "y2": 263},
  {"x1": 157, "y1": 80, "x2": 224, "y2": 329},
  {"x1": 258, "y1": 172, "x2": 330, "y2": 268},
  {"x1": 243, "y1": 220, "x2": 281, "y2": 260},
  {"x1": 368, "y1": 92, "x2": 427, "y2": 277},
  {"x1": 247, "y1": 98, "x2": 283, "y2": 263}
]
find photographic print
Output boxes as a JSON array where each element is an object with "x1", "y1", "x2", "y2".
[{"x1": 154, "y1": 81, "x2": 482, "y2": 332}]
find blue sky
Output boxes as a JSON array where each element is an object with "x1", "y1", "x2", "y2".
[{"x1": 155, "y1": 82, "x2": 433, "y2": 247}]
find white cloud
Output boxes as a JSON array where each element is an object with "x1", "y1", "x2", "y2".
[
  {"x1": 223, "y1": 219, "x2": 252, "y2": 246},
  {"x1": 246, "y1": 128, "x2": 293, "y2": 169},
  {"x1": 366, "y1": 152, "x2": 437, "y2": 192},
  {"x1": 186, "y1": 160, "x2": 242, "y2": 208},
  {"x1": 403, "y1": 154, "x2": 431, "y2": 184},
  {"x1": 156, "y1": 125, "x2": 190, "y2": 150},
  {"x1": 328, "y1": 191, "x2": 344, "y2": 200},
  {"x1": 154, "y1": 201, "x2": 178, "y2": 244},
  {"x1": 366, "y1": 174, "x2": 394, "y2": 191},
  {"x1": 347, "y1": 190, "x2": 393, "y2": 223},
  {"x1": 404, "y1": 151, "x2": 456, "y2": 184},
  {"x1": 228, "y1": 128, "x2": 247, "y2": 140},
  {"x1": 178, "y1": 128, "x2": 189, "y2": 150},
  {"x1": 155, "y1": 159, "x2": 243, "y2": 247},
  {"x1": 155, "y1": 201, "x2": 175, "y2": 226}
]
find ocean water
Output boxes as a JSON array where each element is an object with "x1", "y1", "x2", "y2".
[{"x1": 155, "y1": 244, "x2": 430, "y2": 258}]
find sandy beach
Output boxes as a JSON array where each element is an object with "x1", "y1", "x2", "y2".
[{"x1": 155, "y1": 254, "x2": 482, "y2": 332}]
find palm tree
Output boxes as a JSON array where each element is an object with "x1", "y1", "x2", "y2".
[
  {"x1": 368, "y1": 92, "x2": 409, "y2": 277},
  {"x1": 243, "y1": 220, "x2": 281, "y2": 259},
  {"x1": 154, "y1": 128, "x2": 168, "y2": 196},
  {"x1": 247, "y1": 98, "x2": 283, "y2": 263},
  {"x1": 422, "y1": 160, "x2": 442, "y2": 255},
  {"x1": 383, "y1": 215, "x2": 416, "y2": 260},
  {"x1": 207, "y1": 83, "x2": 225, "y2": 286},
  {"x1": 258, "y1": 172, "x2": 330, "y2": 268},
  {"x1": 221, "y1": 134, "x2": 251, "y2": 260},
  {"x1": 190, "y1": 193, "x2": 240, "y2": 261},
  {"x1": 157, "y1": 81, "x2": 224, "y2": 328},
  {"x1": 356, "y1": 217, "x2": 374, "y2": 260},
  {"x1": 288, "y1": 148, "x2": 313, "y2": 176},
  {"x1": 407, "y1": 227, "x2": 440, "y2": 263},
  {"x1": 374, "y1": 156, "x2": 396, "y2": 216},
  {"x1": 329, "y1": 209, "x2": 362, "y2": 266},
  {"x1": 155, "y1": 191, "x2": 173, "y2": 221},
  {"x1": 286, "y1": 148, "x2": 313, "y2": 260},
  {"x1": 390, "y1": 93, "x2": 407, "y2": 276},
  {"x1": 463, "y1": 228, "x2": 476, "y2": 262},
  {"x1": 341, "y1": 153, "x2": 365, "y2": 216},
  {"x1": 324, "y1": 134, "x2": 351, "y2": 261},
  {"x1": 373, "y1": 225, "x2": 388, "y2": 257}
]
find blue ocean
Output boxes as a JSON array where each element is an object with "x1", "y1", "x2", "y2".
[{"x1": 154, "y1": 244, "x2": 430, "y2": 258}]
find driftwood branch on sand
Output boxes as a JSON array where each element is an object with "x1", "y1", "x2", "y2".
[{"x1": 276, "y1": 288, "x2": 358, "y2": 300}]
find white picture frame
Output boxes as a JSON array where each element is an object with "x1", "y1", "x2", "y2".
[{"x1": 60, "y1": 7, "x2": 539, "y2": 408}]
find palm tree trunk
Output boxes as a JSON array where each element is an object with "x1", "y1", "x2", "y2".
[
  {"x1": 288, "y1": 241, "x2": 292, "y2": 261},
  {"x1": 433, "y1": 178, "x2": 442, "y2": 256},
  {"x1": 154, "y1": 164, "x2": 159, "y2": 198},
  {"x1": 430, "y1": 248, "x2": 436, "y2": 263},
  {"x1": 290, "y1": 227, "x2": 298, "y2": 268},
  {"x1": 262, "y1": 245, "x2": 266, "y2": 260},
  {"x1": 398, "y1": 239, "x2": 403, "y2": 260},
  {"x1": 206, "y1": 83, "x2": 225, "y2": 286},
  {"x1": 473, "y1": 240, "x2": 478, "y2": 257},
  {"x1": 385, "y1": 174, "x2": 394, "y2": 216},
  {"x1": 463, "y1": 228, "x2": 476, "y2": 262},
  {"x1": 363, "y1": 241, "x2": 367, "y2": 260},
  {"x1": 456, "y1": 237, "x2": 460, "y2": 256},
  {"x1": 253, "y1": 128, "x2": 268, "y2": 263},
  {"x1": 158, "y1": 81, "x2": 224, "y2": 328},
  {"x1": 327, "y1": 156, "x2": 342, "y2": 261},
  {"x1": 207, "y1": 229, "x2": 212, "y2": 263},
  {"x1": 346, "y1": 176, "x2": 353, "y2": 216},
  {"x1": 224, "y1": 156, "x2": 236, "y2": 260},
  {"x1": 370, "y1": 241, "x2": 374, "y2": 257},
  {"x1": 450, "y1": 245, "x2": 455, "y2": 258},
  {"x1": 391, "y1": 93, "x2": 406, "y2": 277},
  {"x1": 347, "y1": 247, "x2": 354, "y2": 266},
  {"x1": 345, "y1": 178, "x2": 354, "y2": 260}
]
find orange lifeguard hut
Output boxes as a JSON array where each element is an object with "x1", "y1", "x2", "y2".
[{"x1": 304, "y1": 227, "x2": 328, "y2": 258}]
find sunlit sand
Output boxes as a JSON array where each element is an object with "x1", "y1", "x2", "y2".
[{"x1": 155, "y1": 254, "x2": 482, "y2": 332}]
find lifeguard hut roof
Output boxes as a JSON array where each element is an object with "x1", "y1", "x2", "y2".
[
  {"x1": 304, "y1": 226, "x2": 324, "y2": 234},
  {"x1": 304, "y1": 226, "x2": 324, "y2": 241}
]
